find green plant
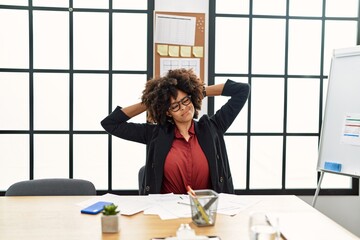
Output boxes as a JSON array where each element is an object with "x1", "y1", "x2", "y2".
[{"x1": 102, "y1": 204, "x2": 120, "y2": 216}]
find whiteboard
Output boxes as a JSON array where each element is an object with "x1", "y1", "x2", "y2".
[{"x1": 317, "y1": 45, "x2": 360, "y2": 177}]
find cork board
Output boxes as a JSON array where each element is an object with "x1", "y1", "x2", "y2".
[{"x1": 154, "y1": 11, "x2": 205, "y2": 81}]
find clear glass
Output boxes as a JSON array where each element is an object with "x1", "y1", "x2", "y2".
[
  {"x1": 286, "y1": 78, "x2": 319, "y2": 133},
  {"x1": 0, "y1": 73, "x2": 29, "y2": 130},
  {"x1": 285, "y1": 136, "x2": 318, "y2": 188},
  {"x1": 0, "y1": 0, "x2": 27, "y2": 5},
  {"x1": 73, "y1": 0, "x2": 108, "y2": 9},
  {"x1": 33, "y1": 10, "x2": 69, "y2": 69},
  {"x1": 216, "y1": 0, "x2": 249, "y2": 14},
  {"x1": 73, "y1": 12, "x2": 108, "y2": 70},
  {"x1": 0, "y1": 135, "x2": 29, "y2": 191},
  {"x1": 251, "y1": 78, "x2": 284, "y2": 133},
  {"x1": 33, "y1": 73, "x2": 69, "y2": 130},
  {"x1": 215, "y1": 17, "x2": 249, "y2": 74},
  {"x1": 323, "y1": 20, "x2": 357, "y2": 75},
  {"x1": 73, "y1": 134, "x2": 108, "y2": 190},
  {"x1": 253, "y1": 0, "x2": 286, "y2": 15},
  {"x1": 326, "y1": 0, "x2": 358, "y2": 17},
  {"x1": 33, "y1": 0, "x2": 68, "y2": 7},
  {"x1": 113, "y1": 13, "x2": 147, "y2": 71},
  {"x1": 112, "y1": 138, "x2": 146, "y2": 190},
  {"x1": 250, "y1": 136, "x2": 283, "y2": 189},
  {"x1": 249, "y1": 212, "x2": 277, "y2": 240},
  {"x1": 0, "y1": 9, "x2": 29, "y2": 68},
  {"x1": 73, "y1": 74, "x2": 108, "y2": 131},
  {"x1": 288, "y1": 19, "x2": 322, "y2": 75},
  {"x1": 289, "y1": 0, "x2": 322, "y2": 17},
  {"x1": 214, "y1": 77, "x2": 248, "y2": 133},
  {"x1": 225, "y1": 136, "x2": 247, "y2": 189},
  {"x1": 34, "y1": 134, "x2": 69, "y2": 179},
  {"x1": 113, "y1": 0, "x2": 148, "y2": 10},
  {"x1": 252, "y1": 19, "x2": 285, "y2": 74}
]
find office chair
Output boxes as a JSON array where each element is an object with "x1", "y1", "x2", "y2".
[
  {"x1": 5, "y1": 178, "x2": 96, "y2": 196},
  {"x1": 138, "y1": 166, "x2": 145, "y2": 195}
]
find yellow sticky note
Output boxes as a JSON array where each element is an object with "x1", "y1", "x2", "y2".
[
  {"x1": 193, "y1": 46, "x2": 204, "y2": 58},
  {"x1": 180, "y1": 46, "x2": 191, "y2": 57},
  {"x1": 169, "y1": 46, "x2": 180, "y2": 57},
  {"x1": 157, "y1": 44, "x2": 168, "y2": 56}
]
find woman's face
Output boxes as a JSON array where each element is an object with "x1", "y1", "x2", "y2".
[{"x1": 167, "y1": 90, "x2": 195, "y2": 124}]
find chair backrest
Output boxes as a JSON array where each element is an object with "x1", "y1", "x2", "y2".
[
  {"x1": 138, "y1": 166, "x2": 145, "y2": 195},
  {"x1": 5, "y1": 178, "x2": 96, "y2": 196}
]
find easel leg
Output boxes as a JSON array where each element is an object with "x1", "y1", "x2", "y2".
[{"x1": 312, "y1": 171, "x2": 325, "y2": 207}]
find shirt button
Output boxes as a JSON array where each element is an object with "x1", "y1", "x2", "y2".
[
  {"x1": 145, "y1": 186, "x2": 150, "y2": 191},
  {"x1": 219, "y1": 177, "x2": 224, "y2": 183}
]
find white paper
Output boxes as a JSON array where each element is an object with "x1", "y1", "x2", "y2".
[
  {"x1": 341, "y1": 113, "x2": 360, "y2": 146},
  {"x1": 160, "y1": 58, "x2": 200, "y2": 77},
  {"x1": 155, "y1": 14, "x2": 196, "y2": 46}
]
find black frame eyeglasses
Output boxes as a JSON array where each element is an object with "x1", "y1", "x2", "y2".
[{"x1": 168, "y1": 95, "x2": 192, "y2": 112}]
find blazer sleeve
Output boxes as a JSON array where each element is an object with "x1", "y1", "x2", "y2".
[
  {"x1": 100, "y1": 106, "x2": 153, "y2": 144},
  {"x1": 211, "y1": 80, "x2": 250, "y2": 133}
]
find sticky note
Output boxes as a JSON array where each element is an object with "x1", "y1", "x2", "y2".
[
  {"x1": 193, "y1": 46, "x2": 203, "y2": 58},
  {"x1": 157, "y1": 44, "x2": 168, "y2": 56},
  {"x1": 324, "y1": 162, "x2": 342, "y2": 172},
  {"x1": 169, "y1": 46, "x2": 180, "y2": 57},
  {"x1": 180, "y1": 46, "x2": 191, "y2": 57}
]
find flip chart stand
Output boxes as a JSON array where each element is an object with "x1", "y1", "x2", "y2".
[{"x1": 312, "y1": 170, "x2": 325, "y2": 207}]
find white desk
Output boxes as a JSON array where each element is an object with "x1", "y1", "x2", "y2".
[{"x1": 0, "y1": 195, "x2": 358, "y2": 240}]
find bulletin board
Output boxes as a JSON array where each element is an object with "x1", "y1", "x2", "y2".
[
  {"x1": 154, "y1": 11, "x2": 206, "y2": 81},
  {"x1": 316, "y1": 45, "x2": 360, "y2": 177}
]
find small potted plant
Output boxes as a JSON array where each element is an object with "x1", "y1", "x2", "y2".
[{"x1": 101, "y1": 204, "x2": 120, "y2": 233}]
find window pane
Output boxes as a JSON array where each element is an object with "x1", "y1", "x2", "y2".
[
  {"x1": 252, "y1": 19, "x2": 285, "y2": 74},
  {"x1": 253, "y1": 0, "x2": 286, "y2": 15},
  {"x1": 0, "y1": 9, "x2": 29, "y2": 68},
  {"x1": 322, "y1": 172, "x2": 352, "y2": 189},
  {"x1": 286, "y1": 136, "x2": 318, "y2": 188},
  {"x1": 34, "y1": 73, "x2": 69, "y2": 130},
  {"x1": 0, "y1": 135, "x2": 29, "y2": 191},
  {"x1": 33, "y1": 11, "x2": 69, "y2": 69},
  {"x1": 250, "y1": 136, "x2": 283, "y2": 189},
  {"x1": 225, "y1": 136, "x2": 247, "y2": 189},
  {"x1": 113, "y1": 13, "x2": 147, "y2": 71},
  {"x1": 214, "y1": 77, "x2": 248, "y2": 133},
  {"x1": 112, "y1": 74, "x2": 147, "y2": 123},
  {"x1": 73, "y1": 134, "x2": 108, "y2": 190},
  {"x1": 73, "y1": 0, "x2": 108, "y2": 8},
  {"x1": 326, "y1": 0, "x2": 359, "y2": 17},
  {"x1": 73, "y1": 12, "x2": 108, "y2": 70},
  {"x1": 0, "y1": 73, "x2": 29, "y2": 130},
  {"x1": 0, "y1": 0, "x2": 27, "y2": 5},
  {"x1": 251, "y1": 78, "x2": 284, "y2": 132},
  {"x1": 323, "y1": 20, "x2": 357, "y2": 75},
  {"x1": 113, "y1": 0, "x2": 147, "y2": 10},
  {"x1": 288, "y1": 20, "x2": 322, "y2": 75},
  {"x1": 216, "y1": 0, "x2": 249, "y2": 14},
  {"x1": 215, "y1": 17, "x2": 249, "y2": 74},
  {"x1": 287, "y1": 78, "x2": 319, "y2": 133},
  {"x1": 112, "y1": 138, "x2": 146, "y2": 190},
  {"x1": 33, "y1": 0, "x2": 68, "y2": 7},
  {"x1": 73, "y1": 74, "x2": 108, "y2": 130},
  {"x1": 34, "y1": 134, "x2": 69, "y2": 179},
  {"x1": 289, "y1": 0, "x2": 322, "y2": 16}
]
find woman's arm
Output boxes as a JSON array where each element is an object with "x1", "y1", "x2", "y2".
[
  {"x1": 204, "y1": 83, "x2": 225, "y2": 97},
  {"x1": 121, "y1": 102, "x2": 147, "y2": 118}
]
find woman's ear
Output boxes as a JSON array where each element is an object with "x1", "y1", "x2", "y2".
[{"x1": 166, "y1": 111, "x2": 172, "y2": 117}]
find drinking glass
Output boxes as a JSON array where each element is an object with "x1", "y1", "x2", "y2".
[{"x1": 249, "y1": 212, "x2": 277, "y2": 240}]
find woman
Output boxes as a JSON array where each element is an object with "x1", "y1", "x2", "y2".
[{"x1": 101, "y1": 68, "x2": 250, "y2": 194}]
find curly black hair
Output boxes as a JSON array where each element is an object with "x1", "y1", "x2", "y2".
[{"x1": 141, "y1": 68, "x2": 204, "y2": 125}]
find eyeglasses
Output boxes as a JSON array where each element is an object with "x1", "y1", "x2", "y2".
[{"x1": 169, "y1": 95, "x2": 192, "y2": 112}]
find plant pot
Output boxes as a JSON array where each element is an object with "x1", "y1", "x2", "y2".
[{"x1": 101, "y1": 215, "x2": 120, "y2": 233}]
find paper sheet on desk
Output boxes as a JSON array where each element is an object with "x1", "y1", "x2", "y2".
[
  {"x1": 217, "y1": 193, "x2": 260, "y2": 215},
  {"x1": 77, "y1": 193, "x2": 151, "y2": 215}
]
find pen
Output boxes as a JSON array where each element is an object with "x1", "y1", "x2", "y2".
[
  {"x1": 177, "y1": 201, "x2": 190, "y2": 206},
  {"x1": 186, "y1": 185, "x2": 210, "y2": 224}
]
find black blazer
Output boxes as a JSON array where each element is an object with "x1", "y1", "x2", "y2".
[{"x1": 101, "y1": 80, "x2": 250, "y2": 194}]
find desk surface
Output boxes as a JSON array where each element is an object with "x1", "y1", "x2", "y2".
[{"x1": 0, "y1": 195, "x2": 358, "y2": 240}]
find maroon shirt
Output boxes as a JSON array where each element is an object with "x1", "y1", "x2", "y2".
[{"x1": 161, "y1": 121, "x2": 211, "y2": 194}]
